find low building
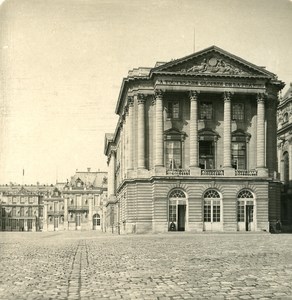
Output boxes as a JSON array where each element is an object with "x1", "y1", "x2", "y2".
[{"x1": 277, "y1": 83, "x2": 292, "y2": 231}]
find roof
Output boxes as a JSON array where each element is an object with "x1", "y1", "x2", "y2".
[{"x1": 69, "y1": 171, "x2": 107, "y2": 189}]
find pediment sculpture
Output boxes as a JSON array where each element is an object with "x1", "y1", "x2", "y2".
[{"x1": 181, "y1": 57, "x2": 248, "y2": 75}]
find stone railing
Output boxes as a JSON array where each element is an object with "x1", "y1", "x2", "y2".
[
  {"x1": 201, "y1": 169, "x2": 224, "y2": 176},
  {"x1": 235, "y1": 169, "x2": 258, "y2": 176},
  {"x1": 166, "y1": 169, "x2": 191, "y2": 176}
]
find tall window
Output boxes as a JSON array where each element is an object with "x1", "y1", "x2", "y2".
[
  {"x1": 93, "y1": 214, "x2": 101, "y2": 226},
  {"x1": 164, "y1": 128, "x2": 186, "y2": 170},
  {"x1": 232, "y1": 103, "x2": 244, "y2": 120},
  {"x1": 283, "y1": 152, "x2": 289, "y2": 185},
  {"x1": 166, "y1": 141, "x2": 182, "y2": 169},
  {"x1": 199, "y1": 140, "x2": 215, "y2": 169},
  {"x1": 232, "y1": 130, "x2": 249, "y2": 169},
  {"x1": 167, "y1": 101, "x2": 180, "y2": 119},
  {"x1": 200, "y1": 102, "x2": 213, "y2": 120},
  {"x1": 237, "y1": 190, "x2": 254, "y2": 222},
  {"x1": 203, "y1": 190, "x2": 221, "y2": 222}
]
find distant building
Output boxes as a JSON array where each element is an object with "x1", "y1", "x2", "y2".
[
  {"x1": 277, "y1": 83, "x2": 292, "y2": 230},
  {"x1": 0, "y1": 169, "x2": 108, "y2": 232},
  {"x1": 105, "y1": 46, "x2": 284, "y2": 234}
]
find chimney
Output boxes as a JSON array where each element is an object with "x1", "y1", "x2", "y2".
[{"x1": 87, "y1": 168, "x2": 91, "y2": 172}]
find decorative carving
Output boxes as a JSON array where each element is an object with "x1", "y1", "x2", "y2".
[
  {"x1": 127, "y1": 96, "x2": 134, "y2": 107},
  {"x1": 257, "y1": 92, "x2": 266, "y2": 103},
  {"x1": 189, "y1": 90, "x2": 199, "y2": 101},
  {"x1": 137, "y1": 93, "x2": 146, "y2": 104},
  {"x1": 154, "y1": 89, "x2": 163, "y2": 99},
  {"x1": 223, "y1": 91, "x2": 233, "y2": 101},
  {"x1": 182, "y1": 58, "x2": 248, "y2": 75}
]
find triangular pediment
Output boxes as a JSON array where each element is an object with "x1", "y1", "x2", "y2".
[{"x1": 151, "y1": 46, "x2": 276, "y2": 78}]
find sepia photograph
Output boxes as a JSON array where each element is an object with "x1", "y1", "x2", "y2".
[{"x1": 0, "y1": 0, "x2": 292, "y2": 299}]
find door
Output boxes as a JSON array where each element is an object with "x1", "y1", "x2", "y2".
[
  {"x1": 245, "y1": 205, "x2": 253, "y2": 231},
  {"x1": 177, "y1": 205, "x2": 186, "y2": 231}
]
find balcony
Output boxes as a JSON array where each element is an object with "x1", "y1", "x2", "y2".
[
  {"x1": 166, "y1": 169, "x2": 190, "y2": 176},
  {"x1": 235, "y1": 169, "x2": 258, "y2": 176},
  {"x1": 201, "y1": 169, "x2": 224, "y2": 176},
  {"x1": 67, "y1": 205, "x2": 89, "y2": 211}
]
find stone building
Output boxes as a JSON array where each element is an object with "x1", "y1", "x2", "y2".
[
  {"x1": 277, "y1": 83, "x2": 292, "y2": 230},
  {"x1": 105, "y1": 46, "x2": 284, "y2": 234},
  {"x1": 0, "y1": 169, "x2": 108, "y2": 232},
  {"x1": 0, "y1": 186, "x2": 47, "y2": 232}
]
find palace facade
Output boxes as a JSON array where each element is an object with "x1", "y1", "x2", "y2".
[
  {"x1": 277, "y1": 83, "x2": 292, "y2": 231},
  {"x1": 0, "y1": 169, "x2": 108, "y2": 232},
  {"x1": 105, "y1": 46, "x2": 284, "y2": 234}
]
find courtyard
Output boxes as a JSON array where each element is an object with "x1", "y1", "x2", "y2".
[{"x1": 0, "y1": 231, "x2": 292, "y2": 300}]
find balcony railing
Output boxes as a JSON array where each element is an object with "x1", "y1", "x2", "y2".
[
  {"x1": 166, "y1": 169, "x2": 190, "y2": 176},
  {"x1": 67, "y1": 205, "x2": 89, "y2": 211},
  {"x1": 201, "y1": 169, "x2": 224, "y2": 176},
  {"x1": 235, "y1": 169, "x2": 258, "y2": 176}
]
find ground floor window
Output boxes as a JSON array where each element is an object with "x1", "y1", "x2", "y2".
[
  {"x1": 237, "y1": 189, "x2": 255, "y2": 231},
  {"x1": 93, "y1": 214, "x2": 101, "y2": 226},
  {"x1": 168, "y1": 189, "x2": 187, "y2": 232},
  {"x1": 203, "y1": 190, "x2": 221, "y2": 223}
]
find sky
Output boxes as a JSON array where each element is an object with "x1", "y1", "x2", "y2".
[{"x1": 0, "y1": 0, "x2": 292, "y2": 184}]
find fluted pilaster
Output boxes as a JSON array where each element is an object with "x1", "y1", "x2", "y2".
[
  {"x1": 223, "y1": 92, "x2": 232, "y2": 168},
  {"x1": 155, "y1": 89, "x2": 164, "y2": 167},
  {"x1": 137, "y1": 93, "x2": 146, "y2": 169},
  {"x1": 127, "y1": 96, "x2": 134, "y2": 170},
  {"x1": 257, "y1": 93, "x2": 266, "y2": 169},
  {"x1": 189, "y1": 91, "x2": 199, "y2": 167},
  {"x1": 108, "y1": 150, "x2": 116, "y2": 196}
]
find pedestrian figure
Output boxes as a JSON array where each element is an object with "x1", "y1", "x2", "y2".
[
  {"x1": 169, "y1": 221, "x2": 176, "y2": 231},
  {"x1": 276, "y1": 219, "x2": 282, "y2": 233}
]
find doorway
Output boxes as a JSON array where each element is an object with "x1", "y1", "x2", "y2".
[
  {"x1": 177, "y1": 205, "x2": 186, "y2": 231},
  {"x1": 245, "y1": 205, "x2": 254, "y2": 231}
]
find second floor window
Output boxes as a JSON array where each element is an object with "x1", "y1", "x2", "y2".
[
  {"x1": 166, "y1": 140, "x2": 182, "y2": 169},
  {"x1": 232, "y1": 103, "x2": 244, "y2": 120},
  {"x1": 200, "y1": 102, "x2": 213, "y2": 120},
  {"x1": 167, "y1": 101, "x2": 180, "y2": 119}
]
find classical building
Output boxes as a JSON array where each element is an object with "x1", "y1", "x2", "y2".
[
  {"x1": 0, "y1": 169, "x2": 108, "y2": 232},
  {"x1": 105, "y1": 45, "x2": 284, "y2": 234},
  {"x1": 59, "y1": 169, "x2": 107, "y2": 231},
  {"x1": 277, "y1": 83, "x2": 292, "y2": 230},
  {"x1": 0, "y1": 186, "x2": 48, "y2": 232}
]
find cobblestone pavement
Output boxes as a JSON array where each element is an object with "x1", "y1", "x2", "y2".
[{"x1": 0, "y1": 232, "x2": 292, "y2": 300}]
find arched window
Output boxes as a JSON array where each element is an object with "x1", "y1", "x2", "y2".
[
  {"x1": 203, "y1": 189, "x2": 221, "y2": 222},
  {"x1": 168, "y1": 189, "x2": 187, "y2": 231},
  {"x1": 93, "y1": 214, "x2": 100, "y2": 226},
  {"x1": 283, "y1": 112, "x2": 289, "y2": 124},
  {"x1": 237, "y1": 189, "x2": 254, "y2": 223},
  {"x1": 283, "y1": 152, "x2": 289, "y2": 185}
]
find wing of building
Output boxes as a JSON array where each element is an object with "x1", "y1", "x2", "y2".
[
  {"x1": 104, "y1": 45, "x2": 285, "y2": 234},
  {"x1": 277, "y1": 83, "x2": 292, "y2": 231}
]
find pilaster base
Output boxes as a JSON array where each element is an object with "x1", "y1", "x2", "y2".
[
  {"x1": 190, "y1": 167, "x2": 201, "y2": 176},
  {"x1": 154, "y1": 166, "x2": 166, "y2": 176},
  {"x1": 257, "y1": 168, "x2": 268, "y2": 177},
  {"x1": 224, "y1": 167, "x2": 235, "y2": 177},
  {"x1": 137, "y1": 168, "x2": 150, "y2": 178}
]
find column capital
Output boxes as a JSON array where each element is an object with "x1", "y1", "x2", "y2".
[
  {"x1": 189, "y1": 90, "x2": 200, "y2": 101},
  {"x1": 257, "y1": 92, "x2": 267, "y2": 103},
  {"x1": 223, "y1": 91, "x2": 233, "y2": 101},
  {"x1": 137, "y1": 93, "x2": 146, "y2": 104},
  {"x1": 127, "y1": 95, "x2": 134, "y2": 107},
  {"x1": 154, "y1": 89, "x2": 163, "y2": 99}
]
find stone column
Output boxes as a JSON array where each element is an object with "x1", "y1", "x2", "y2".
[
  {"x1": 137, "y1": 93, "x2": 146, "y2": 169},
  {"x1": 127, "y1": 96, "x2": 134, "y2": 170},
  {"x1": 189, "y1": 91, "x2": 199, "y2": 168},
  {"x1": 257, "y1": 93, "x2": 266, "y2": 169},
  {"x1": 223, "y1": 92, "x2": 232, "y2": 169},
  {"x1": 155, "y1": 89, "x2": 164, "y2": 167}
]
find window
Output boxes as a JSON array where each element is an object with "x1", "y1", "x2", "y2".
[
  {"x1": 232, "y1": 142, "x2": 246, "y2": 169},
  {"x1": 200, "y1": 102, "x2": 213, "y2": 120},
  {"x1": 169, "y1": 205, "x2": 176, "y2": 222},
  {"x1": 166, "y1": 141, "x2": 182, "y2": 169},
  {"x1": 203, "y1": 190, "x2": 221, "y2": 222},
  {"x1": 93, "y1": 214, "x2": 101, "y2": 226},
  {"x1": 167, "y1": 101, "x2": 180, "y2": 119},
  {"x1": 283, "y1": 152, "x2": 289, "y2": 185},
  {"x1": 237, "y1": 190, "x2": 254, "y2": 222},
  {"x1": 283, "y1": 113, "x2": 289, "y2": 124},
  {"x1": 168, "y1": 189, "x2": 187, "y2": 232},
  {"x1": 199, "y1": 141, "x2": 215, "y2": 169},
  {"x1": 232, "y1": 103, "x2": 244, "y2": 120}
]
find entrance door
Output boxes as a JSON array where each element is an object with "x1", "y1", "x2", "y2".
[
  {"x1": 245, "y1": 205, "x2": 253, "y2": 231},
  {"x1": 177, "y1": 205, "x2": 186, "y2": 231}
]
